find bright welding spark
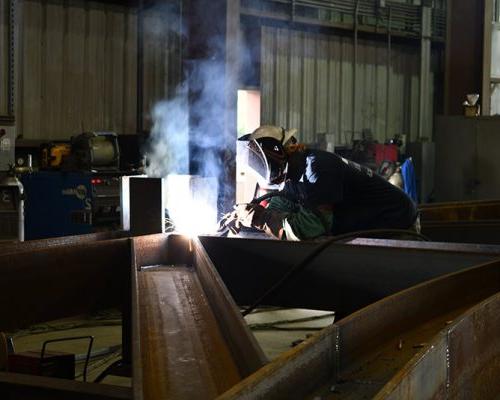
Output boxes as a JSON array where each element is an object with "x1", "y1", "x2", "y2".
[{"x1": 165, "y1": 174, "x2": 218, "y2": 237}]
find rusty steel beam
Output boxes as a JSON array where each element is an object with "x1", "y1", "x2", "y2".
[
  {"x1": 420, "y1": 199, "x2": 500, "y2": 222},
  {"x1": 0, "y1": 372, "x2": 131, "y2": 400},
  {"x1": 131, "y1": 235, "x2": 266, "y2": 400},
  {"x1": 2, "y1": 232, "x2": 500, "y2": 399},
  {"x1": 0, "y1": 239, "x2": 131, "y2": 331},
  {"x1": 347, "y1": 237, "x2": 500, "y2": 255},
  {"x1": 199, "y1": 235, "x2": 498, "y2": 318},
  {"x1": 377, "y1": 291, "x2": 500, "y2": 399},
  {"x1": 421, "y1": 220, "x2": 500, "y2": 245},
  {"x1": 0, "y1": 231, "x2": 128, "y2": 256},
  {"x1": 218, "y1": 259, "x2": 500, "y2": 399},
  {"x1": 419, "y1": 200, "x2": 500, "y2": 244}
]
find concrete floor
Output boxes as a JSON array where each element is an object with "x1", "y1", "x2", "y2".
[
  {"x1": 7, "y1": 307, "x2": 334, "y2": 387},
  {"x1": 8, "y1": 310, "x2": 125, "y2": 384},
  {"x1": 244, "y1": 307, "x2": 335, "y2": 360}
]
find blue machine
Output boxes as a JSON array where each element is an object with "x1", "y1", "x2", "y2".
[
  {"x1": 22, "y1": 171, "x2": 122, "y2": 240},
  {"x1": 22, "y1": 172, "x2": 93, "y2": 240}
]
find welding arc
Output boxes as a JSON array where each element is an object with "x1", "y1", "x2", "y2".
[{"x1": 241, "y1": 228, "x2": 429, "y2": 317}]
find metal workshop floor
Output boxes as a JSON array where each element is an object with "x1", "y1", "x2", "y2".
[
  {"x1": 245, "y1": 308, "x2": 335, "y2": 360},
  {"x1": 7, "y1": 308, "x2": 334, "y2": 385}
]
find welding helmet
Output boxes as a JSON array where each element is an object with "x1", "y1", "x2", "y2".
[{"x1": 238, "y1": 126, "x2": 297, "y2": 185}]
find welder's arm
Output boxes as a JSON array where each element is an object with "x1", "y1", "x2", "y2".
[{"x1": 252, "y1": 196, "x2": 333, "y2": 240}]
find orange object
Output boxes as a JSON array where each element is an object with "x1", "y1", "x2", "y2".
[{"x1": 41, "y1": 143, "x2": 71, "y2": 168}]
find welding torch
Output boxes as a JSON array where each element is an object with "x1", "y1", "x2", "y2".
[{"x1": 217, "y1": 191, "x2": 285, "y2": 236}]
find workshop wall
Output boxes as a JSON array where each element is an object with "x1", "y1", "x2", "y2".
[
  {"x1": 261, "y1": 26, "x2": 437, "y2": 146},
  {"x1": 0, "y1": 1, "x2": 10, "y2": 117},
  {"x1": 16, "y1": 0, "x2": 182, "y2": 140},
  {"x1": 141, "y1": 5, "x2": 183, "y2": 131}
]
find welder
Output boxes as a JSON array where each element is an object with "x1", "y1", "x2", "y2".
[{"x1": 226, "y1": 125, "x2": 418, "y2": 240}]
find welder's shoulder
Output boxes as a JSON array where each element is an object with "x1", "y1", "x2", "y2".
[
  {"x1": 306, "y1": 149, "x2": 346, "y2": 168},
  {"x1": 305, "y1": 149, "x2": 345, "y2": 180}
]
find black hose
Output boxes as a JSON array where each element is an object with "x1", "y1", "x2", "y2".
[
  {"x1": 241, "y1": 236, "x2": 339, "y2": 316},
  {"x1": 241, "y1": 228, "x2": 428, "y2": 316},
  {"x1": 250, "y1": 190, "x2": 289, "y2": 204}
]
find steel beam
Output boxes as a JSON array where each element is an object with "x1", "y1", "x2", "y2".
[
  {"x1": 0, "y1": 239, "x2": 131, "y2": 331},
  {"x1": 2, "y1": 232, "x2": 500, "y2": 398},
  {"x1": 199, "y1": 235, "x2": 498, "y2": 318},
  {"x1": 378, "y1": 291, "x2": 500, "y2": 399},
  {"x1": 419, "y1": 200, "x2": 500, "y2": 244},
  {"x1": 347, "y1": 237, "x2": 500, "y2": 255},
  {"x1": 422, "y1": 220, "x2": 500, "y2": 245},
  {"x1": 418, "y1": 3, "x2": 432, "y2": 139},
  {"x1": 420, "y1": 199, "x2": 500, "y2": 222},
  {"x1": 0, "y1": 231, "x2": 127, "y2": 256},
  {"x1": 218, "y1": 258, "x2": 500, "y2": 399},
  {"x1": 131, "y1": 235, "x2": 266, "y2": 400}
]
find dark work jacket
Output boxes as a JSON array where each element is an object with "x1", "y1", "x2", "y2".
[{"x1": 282, "y1": 149, "x2": 417, "y2": 235}]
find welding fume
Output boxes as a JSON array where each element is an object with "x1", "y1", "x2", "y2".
[{"x1": 219, "y1": 125, "x2": 419, "y2": 241}]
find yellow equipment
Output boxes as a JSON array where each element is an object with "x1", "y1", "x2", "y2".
[{"x1": 41, "y1": 143, "x2": 71, "y2": 169}]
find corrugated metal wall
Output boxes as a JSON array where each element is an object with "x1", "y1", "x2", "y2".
[
  {"x1": 17, "y1": 0, "x2": 182, "y2": 140},
  {"x1": 0, "y1": 1, "x2": 10, "y2": 117},
  {"x1": 261, "y1": 26, "x2": 435, "y2": 145},
  {"x1": 142, "y1": 5, "x2": 183, "y2": 129},
  {"x1": 19, "y1": 0, "x2": 137, "y2": 139}
]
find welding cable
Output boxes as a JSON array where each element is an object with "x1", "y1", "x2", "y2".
[
  {"x1": 75, "y1": 350, "x2": 122, "y2": 380},
  {"x1": 11, "y1": 320, "x2": 122, "y2": 338},
  {"x1": 249, "y1": 190, "x2": 288, "y2": 204},
  {"x1": 241, "y1": 228, "x2": 429, "y2": 316},
  {"x1": 240, "y1": 306, "x2": 285, "y2": 314},
  {"x1": 241, "y1": 236, "x2": 340, "y2": 316},
  {"x1": 75, "y1": 344, "x2": 122, "y2": 362},
  {"x1": 250, "y1": 325, "x2": 325, "y2": 332}
]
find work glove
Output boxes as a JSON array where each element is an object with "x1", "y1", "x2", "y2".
[
  {"x1": 233, "y1": 203, "x2": 258, "y2": 228},
  {"x1": 218, "y1": 210, "x2": 241, "y2": 234},
  {"x1": 218, "y1": 203, "x2": 264, "y2": 235}
]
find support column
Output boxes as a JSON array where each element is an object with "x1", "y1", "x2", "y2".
[
  {"x1": 418, "y1": 3, "x2": 432, "y2": 139},
  {"x1": 482, "y1": 0, "x2": 493, "y2": 115},
  {"x1": 444, "y1": 0, "x2": 485, "y2": 115},
  {"x1": 184, "y1": 0, "x2": 239, "y2": 214}
]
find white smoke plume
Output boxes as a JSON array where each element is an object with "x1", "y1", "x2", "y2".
[
  {"x1": 146, "y1": 88, "x2": 189, "y2": 177},
  {"x1": 145, "y1": 10, "x2": 237, "y2": 236}
]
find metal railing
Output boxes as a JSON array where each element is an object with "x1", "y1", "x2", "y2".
[{"x1": 241, "y1": 0, "x2": 446, "y2": 41}]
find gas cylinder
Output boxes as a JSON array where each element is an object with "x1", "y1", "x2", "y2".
[{"x1": 0, "y1": 173, "x2": 24, "y2": 242}]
